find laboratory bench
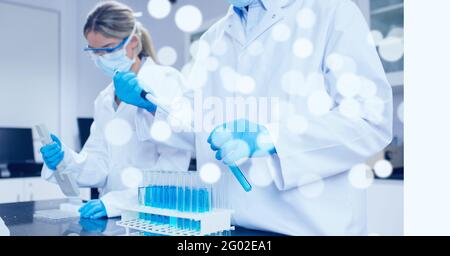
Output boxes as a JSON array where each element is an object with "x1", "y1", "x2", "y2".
[{"x1": 0, "y1": 199, "x2": 282, "y2": 236}]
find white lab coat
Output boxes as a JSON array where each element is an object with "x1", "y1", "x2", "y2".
[
  {"x1": 0, "y1": 217, "x2": 9, "y2": 236},
  {"x1": 42, "y1": 59, "x2": 192, "y2": 217},
  {"x1": 135, "y1": 0, "x2": 393, "y2": 235}
]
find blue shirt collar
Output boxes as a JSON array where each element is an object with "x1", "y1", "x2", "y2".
[{"x1": 233, "y1": 0, "x2": 268, "y2": 17}]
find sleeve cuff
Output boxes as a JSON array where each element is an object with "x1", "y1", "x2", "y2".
[
  {"x1": 101, "y1": 189, "x2": 138, "y2": 218},
  {"x1": 40, "y1": 144, "x2": 78, "y2": 183},
  {"x1": 134, "y1": 108, "x2": 195, "y2": 152},
  {"x1": 0, "y1": 217, "x2": 9, "y2": 236}
]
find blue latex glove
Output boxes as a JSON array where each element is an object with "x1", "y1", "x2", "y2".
[
  {"x1": 207, "y1": 119, "x2": 276, "y2": 166},
  {"x1": 79, "y1": 200, "x2": 107, "y2": 219},
  {"x1": 39, "y1": 134, "x2": 64, "y2": 171},
  {"x1": 113, "y1": 71, "x2": 157, "y2": 113}
]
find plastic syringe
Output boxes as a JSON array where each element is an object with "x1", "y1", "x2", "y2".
[{"x1": 141, "y1": 90, "x2": 252, "y2": 192}]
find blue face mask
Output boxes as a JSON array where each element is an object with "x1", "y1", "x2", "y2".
[
  {"x1": 92, "y1": 48, "x2": 136, "y2": 77},
  {"x1": 227, "y1": 0, "x2": 255, "y2": 8},
  {"x1": 89, "y1": 25, "x2": 137, "y2": 77}
]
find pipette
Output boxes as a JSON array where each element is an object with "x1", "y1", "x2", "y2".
[{"x1": 35, "y1": 124, "x2": 80, "y2": 197}]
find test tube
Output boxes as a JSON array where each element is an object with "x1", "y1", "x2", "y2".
[
  {"x1": 185, "y1": 172, "x2": 193, "y2": 230},
  {"x1": 193, "y1": 172, "x2": 201, "y2": 231},
  {"x1": 169, "y1": 172, "x2": 177, "y2": 228},
  {"x1": 228, "y1": 164, "x2": 252, "y2": 192},
  {"x1": 138, "y1": 186, "x2": 145, "y2": 220}
]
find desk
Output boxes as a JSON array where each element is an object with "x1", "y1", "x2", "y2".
[{"x1": 0, "y1": 200, "x2": 282, "y2": 236}]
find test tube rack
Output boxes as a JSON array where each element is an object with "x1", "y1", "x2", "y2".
[
  {"x1": 117, "y1": 170, "x2": 234, "y2": 236},
  {"x1": 117, "y1": 206, "x2": 234, "y2": 236}
]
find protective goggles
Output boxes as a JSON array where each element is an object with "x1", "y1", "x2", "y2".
[
  {"x1": 84, "y1": 36, "x2": 130, "y2": 55},
  {"x1": 83, "y1": 23, "x2": 137, "y2": 55}
]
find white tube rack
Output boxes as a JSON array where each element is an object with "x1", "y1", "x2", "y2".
[{"x1": 117, "y1": 204, "x2": 234, "y2": 236}]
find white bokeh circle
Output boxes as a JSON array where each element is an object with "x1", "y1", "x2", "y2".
[
  {"x1": 121, "y1": 167, "x2": 143, "y2": 189},
  {"x1": 307, "y1": 91, "x2": 333, "y2": 116},
  {"x1": 248, "y1": 40, "x2": 265, "y2": 56},
  {"x1": 348, "y1": 164, "x2": 374, "y2": 189},
  {"x1": 378, "y1": 37, "x2": 404, "y2": 62},
  {"x1": 293, "y1": 38, "x2": 314, "y2": 59},
  {"x1": 271, "y1": 23, "x2": 291, "y2": 42},
  {"x1": 339, "y1": 98, "x2": 362, "y2": 119},
  {"x1": 104, "y1": 118, "x2": 133, "y2": 146},
  {"x1": 373, "y1": 160, "x2": 393, "y2": 178},
  {"x1": 147, "y1": 0, "x2": 171, "y2": 20},
  {"x1": 199, "y1": 163, "x2": 222, "y2": 184},
  {"x1": 181, "y1": 62, "x2": 193, "y2": 77},
  {"x1": 359, "y1": 78, "x2": 378, "y2": 99},
  {"x1": 175, "y1": 5, "x2": 203, "y2": 33},
  {"x1": 326, "y1": 53, "x2": 345, "y2": 72},
  {"x1": 190, "y1": 40, "x2": 211, "y2": 60},
  {"x1": 296, "y1": 8, "x2": 316, "y2": 29},
  {"x1": 157, "y1": 46, "x2": 177, "y2": 66},
  {"x1": 301, "y1": 72, "x2": 326, "y2": 97},
  {"x1": 220, "y1": 66, "x2": 238, "y2": 92},
  {"x1": 150, "y1": 120, "x2": 172, "y2": 142},
  {"x1": 337, "y1": 73, "x2": 362, "y2": 98},
  {"x1": 236, "y1": 75, "x2": 256, "y2": 94},
  {"x1": 368, "y1": 30, "x2": 384, "y2": 46}
]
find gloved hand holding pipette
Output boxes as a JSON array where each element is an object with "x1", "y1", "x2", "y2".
[
  {"x1": 40, "y1": 134, "x2": 65, "y2": 171},
  {"x1": 113, "y1": 71, "x2": 157, "y2": 113}
]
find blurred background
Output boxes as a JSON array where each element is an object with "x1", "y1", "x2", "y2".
[{"x1": 0, "y1": 0, "x2": 403, "y2": 235}]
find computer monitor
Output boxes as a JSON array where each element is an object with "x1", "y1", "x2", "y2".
[
  {"x1": 0, "y1": 128, "x2": 34, "y2": 164},
  {"x1": 77, "y1": 118, "x2": 94, "y2": 148},
  {"x1": 77, "y1": 118, "x2": 98, "y2": 199}
]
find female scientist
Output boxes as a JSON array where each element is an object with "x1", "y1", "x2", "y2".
[{"x1": 40, "y1": 1, "x2": 191, "y2": 219}]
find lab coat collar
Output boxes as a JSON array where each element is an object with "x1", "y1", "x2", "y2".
[
  {"x1": 224, "y1": 0, "x2": 289, "y2": 47},
  {"x1": 224, "y1": 7, "x2": 247, "y2": 46}
]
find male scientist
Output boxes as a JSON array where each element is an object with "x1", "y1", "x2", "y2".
[{"x1": 115, "y1": 0, "x2": 393, "y2": 235}]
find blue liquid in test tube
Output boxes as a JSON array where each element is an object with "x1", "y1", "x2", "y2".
[
  {"x1": 192, "y1": 188, "x2": 200, "y2": 231},
  {"x1": 183, "y1": 187, "x2": 191, "y2": 229},
  {"x1": 228, "y1": 164, "x2": 252, "y2": 192},
  {"x1": 169, "y1": 186, "x2": 177, "y2": 227}
]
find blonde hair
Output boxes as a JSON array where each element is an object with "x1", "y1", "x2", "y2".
[{"x1": 83, "y1": 1, "x2": 158, "y2": 62}]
